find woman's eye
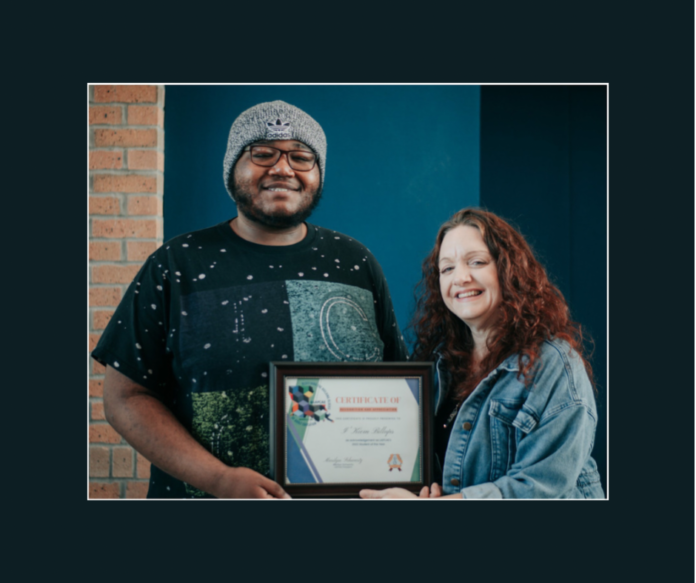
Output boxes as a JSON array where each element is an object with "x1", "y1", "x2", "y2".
[{"x1": 440, "y1": 266, "x2": 453, "y2": 274}]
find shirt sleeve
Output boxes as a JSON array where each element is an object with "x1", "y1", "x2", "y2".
[
  {"x1": 91, "y1": 252, "x2": 174, "y2": 397},
  {"x1": 365, "y1": 252, "x2": 408, "y2": 362}
]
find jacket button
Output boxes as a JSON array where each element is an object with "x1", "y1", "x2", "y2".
[
  {"x1": 450, "y1": 478, "x2": 460, "y2": 486},
  {"x1": 462, "y1": 422, "x2": 472, "y2": 431}
]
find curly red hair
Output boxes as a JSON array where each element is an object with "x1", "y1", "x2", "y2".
[{"x1": 411, "y1": 208, "x2": 593, "y2": 400}]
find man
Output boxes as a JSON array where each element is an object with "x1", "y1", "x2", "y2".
[{"x1": 92, "y1": 100, "x2": 408, "y2": 498}]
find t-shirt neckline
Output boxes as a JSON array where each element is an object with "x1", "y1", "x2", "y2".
[{"x1": 216, "y1": 218, "x2": 318, "y2": 254}]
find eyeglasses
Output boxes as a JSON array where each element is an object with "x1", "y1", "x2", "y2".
[{"x1": 243, "y1": 145, "x2": 317, "y2": 172}]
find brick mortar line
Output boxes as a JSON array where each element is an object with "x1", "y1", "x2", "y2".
[
  {"x1": 89, "y1": 264, "x2": 154, "y2": 269},
  {"x1": 89, "y1": 190, "x2": 164, "y2": 197},
  {"x1": 89, "y1": 223, "x2": 162, "y2": 226},
  {"x1": 89, "y1": 232, "x2": 159, "y2": 237},
  {"x1": 88, "y1": 195, "x2": 163, "y2": 199},
  {"x1": 89, "y1": 103, "x2": 162, "y2": 107},
  {"x1": 88, "y1": 204, "x2": 163, "y2": 208},
  {"x1": 89, "y1": 100, "x2": 161, "y2": 106},
  {"x1": 90, "y1": 236, "x2": 162, "y2": 241},
  {"x1": 89, "y1": 170, "x2": 163, "y2": 175},
  {"x1": 89, "y1": 240, "x2": 162, "y2": 245},
  {"x1": 90, "y1": 147, "x2": 165, "y2": 152},
  {"x1": 89, "y1": 478, "x2": 149, "y2": 483},
  {"x1": 89, "y1": 246, "x2": 160, "y2": 249},
  {"x1": 88, "y1": 214, "x2": 163, "y2": 218},
  {"x1": 90, "y1": 113, "x2": 163, "y2": 118},
  {"x1": 89, "y1": 232, "x2": 162, "y2": 237},
  {"x1": 89, "y1": 263, "x2": 160, "y2": 274},
  {"x1": 89, "y1": 124, "x2": 164, "y2": 130},
  {"x1": 89, "y1": 215, "x2": 163, "y2": 219},
  {"x1": 89, "y1": 127, "x2": 164, "y2": 137},
  {"x1": 89, "y1": 95, "x2": 162, "y2": 101},
  {"x1": 89, "y1": 472, "x2": 149, "y2": 477},
  {"x1": 88, "y1": 252, "x2": 159, "y2": 257},
  {"x1": 90, "y1": 125, "x2": 164, "y2": 130},
  {"x1": 88, "y1": 126, "x2": 165, "y2": 145},
  {"x1": 88, "y1": 201, "x2": 163, "y2": 207},
  {"x1": 89, "y1": 236, "x2": 161, "y2": 240},
  {"x1": 89, "y1": 188, "x2": 163, "y2": 193},
  {"x1": 89, "y1": 202, "x2": 163, "y2": 206},
  {"x1": 89, "y1": 216, "x2": 164, "y2": 220},
  {"x1": 89, "y1": 281, "x2": 139, "y2": 285}
]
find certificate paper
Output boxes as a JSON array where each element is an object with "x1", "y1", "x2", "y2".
[
  {"x1": 285, "y1": 377, "x2": 421, "y2": 484},
  {"x1": 270, "y1": 362, "x2": 433, "y2": 497}
]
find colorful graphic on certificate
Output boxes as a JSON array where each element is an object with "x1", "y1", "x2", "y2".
[{"x1": 284, "y1": 377, "x2": 422, "y2": 484}]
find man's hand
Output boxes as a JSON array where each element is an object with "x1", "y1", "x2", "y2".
[{"x1": 211, "y1": 467, "x2": 291, "y2": 499}]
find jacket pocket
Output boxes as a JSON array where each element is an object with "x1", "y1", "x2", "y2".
[{"x1": 488, "y1": 400, "x2": 536, "y2": 481}]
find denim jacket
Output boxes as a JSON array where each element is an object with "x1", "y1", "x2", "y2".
[{"x1": 436, "y1": 338, "x2": 605, "y2": 499}]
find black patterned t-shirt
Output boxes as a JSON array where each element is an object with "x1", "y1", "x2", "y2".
[{"x1": 92, "y1": 220, "x2": 408, "y2": 498}]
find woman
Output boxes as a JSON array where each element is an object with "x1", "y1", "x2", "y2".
[{"x1": 360, "y1": 208, "x2": 604, "y2": 499}]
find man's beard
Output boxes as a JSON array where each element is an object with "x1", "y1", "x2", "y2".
[{"x1": 231, "y1": 178, "x2": 322, "y2": 229}]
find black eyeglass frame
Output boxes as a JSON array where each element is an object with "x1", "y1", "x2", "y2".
[{"x1": 243, "y1": 145, "x2": 318, "y2": 172}]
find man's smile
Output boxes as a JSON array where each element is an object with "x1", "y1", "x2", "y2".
[{"x1": 261, "y1": 181, "x2": 300, "y2": 192}]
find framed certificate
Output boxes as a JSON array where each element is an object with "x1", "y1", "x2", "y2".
[{"x1": 269, "y1": 362, "x2": 434, "y2": 498}]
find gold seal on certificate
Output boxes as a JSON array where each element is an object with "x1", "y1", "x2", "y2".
[{"x1": 270, "y1": 362, "x2": 434, "y2": 498}]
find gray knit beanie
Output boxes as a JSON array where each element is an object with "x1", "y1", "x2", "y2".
[{"x1": 223, "y1": 100, "x2": 327, "y2": 201}]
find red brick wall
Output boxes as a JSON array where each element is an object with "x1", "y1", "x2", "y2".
[{"x1": 89, "y1": 85, "x2": 164, "y2": 499}]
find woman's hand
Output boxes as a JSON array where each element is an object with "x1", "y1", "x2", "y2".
[
  {"x1": 360, "y1": 487, "x2": 422, "y2": 499},
  {"x1": 359, "y1": 483, "x2": 453, "y2": 499},
  {"x1": 429, "y1": 483, "x2": 442, "y2": 498}
]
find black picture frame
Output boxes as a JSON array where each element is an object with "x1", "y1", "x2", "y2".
[{"x1": 269, "y1": 361, "x2": 434, "y2": 498}]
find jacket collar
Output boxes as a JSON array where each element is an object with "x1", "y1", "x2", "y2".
[{"x1": 434, "y1": 348, "x2": 521, "y2": 377}]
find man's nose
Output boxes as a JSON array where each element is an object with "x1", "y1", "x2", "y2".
[{"x1": 268, "y1": 153, "x2": 295, "y2": 176}]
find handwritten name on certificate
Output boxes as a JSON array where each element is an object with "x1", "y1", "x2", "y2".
[{"x1": 285, "y1": 377, "x2": 421, "y2": 484}]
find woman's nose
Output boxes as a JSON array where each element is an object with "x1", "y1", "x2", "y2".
[{"x1": 453, "y1": 266, "x2": 472, "y2": 285}]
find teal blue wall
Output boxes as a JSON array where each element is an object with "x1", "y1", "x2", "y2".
[
  {"x1": 164, "y1": 85, "x2": 481, "y2": 344},
  {"x1": 480, "y1": 85, "x2": 607, "y2": 493}
]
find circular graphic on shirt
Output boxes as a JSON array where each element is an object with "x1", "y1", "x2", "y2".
[{"x1": 319, "y1": 297, "x2": 382, "y2": 361}]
